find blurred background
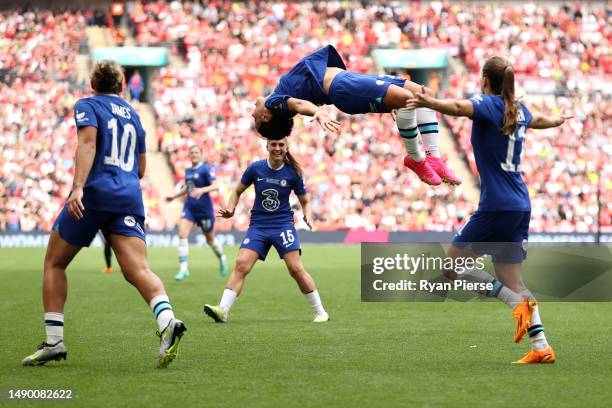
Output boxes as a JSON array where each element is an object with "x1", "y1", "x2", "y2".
[{"x1": 0, "y1": 0, "x2": 610, "y2": 243}]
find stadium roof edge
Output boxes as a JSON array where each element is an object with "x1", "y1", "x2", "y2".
[
  {"x1": 92, "y1": 47, "x2": 168, "y2": 67},
  {"x1": 373, "y1": 49, "x2": 448, "y2": 70}
]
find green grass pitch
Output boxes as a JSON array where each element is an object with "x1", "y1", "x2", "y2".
[{"x1": 1, "y1": 245, "x2": 610, "y2": 407}]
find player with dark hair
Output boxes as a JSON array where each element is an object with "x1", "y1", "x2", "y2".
[
  {"x1": 204, "y1": 138, "x2": 329, "y2": 323},
  {"x1": 22, "y1": 60, "x2": 186, "y2": 368},
  {"x1": 165, "y1": 144, "x2": 228, "y2": 281},
  {"x1": 251, "y1": 45, "x2": 461, "y2": 186},
  {"x1": 407, "y1": 56, "x2": 572, "y2": 364}
]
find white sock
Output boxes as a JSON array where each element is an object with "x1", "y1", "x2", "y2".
[
  {"x1": 530, "y1": 304, "x2": 541, "y2": 326},
  {"x1": 396, "y1": 108, "x2": 425, "y2": 161},
  {"x1": 219, "y1": 288, "x2": 238, "y2": 313},
  {"x1": 417, "y1": 107, "x2": 440, "y2": 157},
  {"x1": 458, "y1": 267, "x2": 495, "y2": 288},
  {"x1": 458, "y1": 269, "x2": 522, "y2": 308},
  {"x1": 519, "y1": 289, "x2": 535, "y2": 301},
  {"x1": 305, "y1": 290, "x2": 326, "y2": 315},
  {"x1": 494, "y1": 286, "x2": 523, "y2": 309},
  {"x1": 150, "y1": 294, "x2": 175, "y2": 332},
  {"x1": 44, "y1": 312, "x2": 64, "y2": 344},
  {"x1": 519, "y1": 291, "x2": 549, "y2": 350},
  {"x1": 178, "y1": 238, "x2": 189, "y2": 272},
  {"x1": 210, "y1": 238, "x2": 224, "y2": 259},
  {"x1": 528, "y1": 305, "x2": 548, "y2": 350}
]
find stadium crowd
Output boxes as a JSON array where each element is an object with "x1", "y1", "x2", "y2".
[
  {"x1": 0, "y1": 8, "x2": 166, "y2": 232},
  {"x1": 141, "y1": 0, "x2": 472, "y2": 231},
  {"x1": 1, "y1": 1, "x2": 609, "y2": 233},
  {"x1": 410, "y1": 1, "x2": 611, "y2": 233},
  {"x1": 136, "y1": 0, "x2": 610, "y2": 232}
]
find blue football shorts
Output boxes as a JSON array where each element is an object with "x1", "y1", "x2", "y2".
[
  {"x1": 328, "y1": 71, "x2": 407, "y2": 114},
  {"x1": 182, "y1": 204, "x2": 215, "y2": 232},
  {"x1": 53, "y1": 206, "x2": 146, "y2": 247},
  {"x1": 239, "y1": 224, "x2": 301, "y2": 261},
  {"x1": 452, "y1": 210, "x2": 530, "y2": 263}
]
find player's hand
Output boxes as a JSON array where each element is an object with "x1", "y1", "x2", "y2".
[
  {"x1": 217, "y1": 207, "x2": 235, "y2": 219},
  {"x1": 313, "y1": 110, "x2": 340, "y2": 136},
  {"x1": 558, "y1": 113, "x2": 574, "y2": 125},
  {"x1": 190, "y1": 188, "x2": 204, "y2": 200},
  {"x1": 164, "y1": 196, "x2": 174, "y2": 202},
  {"x1": 406, "y1": 85, "x2": 433, "y2": 110},
  {"x1": 66, "y1": 188, "x2": 85, "y2": 220},
  {"x1": 303, "y1": 214, "x2": 313, "y2": 230}
]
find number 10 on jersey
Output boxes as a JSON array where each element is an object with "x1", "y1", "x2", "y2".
[{"x1": 105, "y1": 118, "x2": 137, "y2": 172}]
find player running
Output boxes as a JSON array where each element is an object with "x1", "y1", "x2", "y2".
[
  {"x1": 203, "y1": 138, "x2": 329, "y2": 323},
  {"x1": 407, "y1": 56, "x2": 572, "y2": 364},
  {"x1": 165, "y1": 145, "x2": 228, "y2": 281},
  {"x1": 22, "y1": 61, "x2": 186, "y2": 369},
  {"x1": 251, "y1": 44, "x2": 460, "y2": 186}
]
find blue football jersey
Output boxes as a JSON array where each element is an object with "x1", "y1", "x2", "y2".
[
  {"x1": 240, "y1": 160, "x2": 307, "y2": 227},
  {"x1": 73, "y1": 94, "x2": 146, "y2": 216},
  {"x1": 469, "y1": 94, "x2": 533, "y2": 211},
  {"x1": 265, "y1": 45, "x2": 346, "y2": 118},
  {"x1": 185, "y1": 163, "x2": 215, "y2": 216}
]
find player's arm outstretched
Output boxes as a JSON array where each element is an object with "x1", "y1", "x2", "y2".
[
  {"x1": 165, "y1": 184, "x2": 188, "y2": 202},
  {"x1": 297, "y1": 193, "x2": 313, "y2": 230},
  {"x1": 189, "y1": 182, "x2": 220, "y2": 200},
  {"x1": 406, "y1": 85, "x2": 474, "y2": 118},
  {"x1": 528, "y1": 112, "x2": 573, "y2": 129},
  {"x1": 68, "y1": 126, "x2": 97, "y2": 220},
  {"x1": 408, "y1": 85, "x2": 573, "y2": 128},
  {"x1": 286, "y1": 98, "x2": 341, "y2": 136},
  {"x1": 217, "y1": 182, "x2": 249, "y2": 219}
]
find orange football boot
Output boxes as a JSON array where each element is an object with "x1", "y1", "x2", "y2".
[
  {"x1": 512, "y1": 346, "x2": 556, "y2": 364},
  {"x1": 512, "y1": 299, "x2": 536, "y2": 343}
]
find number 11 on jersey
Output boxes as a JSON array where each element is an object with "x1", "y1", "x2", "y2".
[{"x1": 501, "y1": 125, "x2": 525, "y2": 173}]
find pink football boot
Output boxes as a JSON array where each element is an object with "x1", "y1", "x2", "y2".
[
  {"x1": 404, "y1": 156, "x2": 442, "y2": 185},
  {"x1": 426, "y1": 155, "x2": 462, "y2": 185}
]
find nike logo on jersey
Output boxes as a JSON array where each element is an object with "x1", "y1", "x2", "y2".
[
  {"x1": 76, "y1": 111, "x2": 89, "y2": 122},
  {"x1": 257, "y1": 177, "x2": 287, "y2": 187}
]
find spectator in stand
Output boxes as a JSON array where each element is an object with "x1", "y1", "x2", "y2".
[
  {"x1": 128, "y1": 70, "x2": 144, "y2": 102},
  {"x1": 110, "y1": 2, "x2": 125, "y2": 28}
]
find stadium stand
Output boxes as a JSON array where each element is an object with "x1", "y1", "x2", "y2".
[
  {"x1": 138, "y1": 0, "x2": 474, "y2": 231},
  {"x1": 132, "y1": 0, "x2": 610, "y2": 232},
  {"x1": 408, "y1": 1, "x2": 611, "y2": 232},
  {"x1": 0, "y1": 8, "x2": 166, "y2": 231},
  {"x1": 1, "y1": 1, "x2": 609, "y2": 234}
]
